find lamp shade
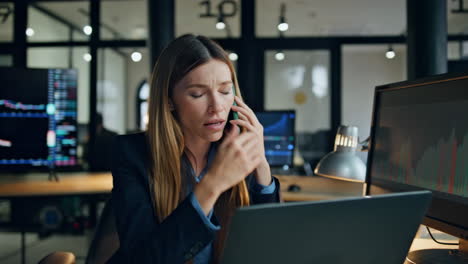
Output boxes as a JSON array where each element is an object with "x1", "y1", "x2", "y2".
[{"x1": 314, "y1": 125, "x2": 366, "y2": 182}]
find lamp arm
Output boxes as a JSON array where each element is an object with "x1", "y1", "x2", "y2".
[{"x1": 358, "y1": 136, "x2": 370, "y2": 152}]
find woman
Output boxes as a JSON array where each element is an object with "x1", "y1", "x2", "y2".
[{"x1": 108, "y1": 34, "x2": 280, "y2": 264}]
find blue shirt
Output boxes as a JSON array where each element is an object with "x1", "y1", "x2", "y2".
[{"x1": 185, "y1": 143, "x2": 276, "y2": 264}]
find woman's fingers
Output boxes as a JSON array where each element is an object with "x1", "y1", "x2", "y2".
[
  {"x1": 227, "y1": 131, "x2": 255, "y2": 148},
  {"x1": 224, "y1": 134, "x2": 260, "y2": 160},
  {"x1": 231, "y1": 106, "x2": 257, "y2": 126},
  {"x1": 229, "y1": 119, "x2": 255, "y2": 132},
  {"x1": 232, "y1": 97, "x2": 260, "y2": 126},
  {"x1": 244, "y1": 138, "x2": 263, "y2": 160}
]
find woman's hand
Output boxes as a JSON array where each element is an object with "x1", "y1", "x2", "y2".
[
  {"x1": 194, "y1": 97, "x2": 272, "y2": 214},
  {"x1": 229, "y1": 96, "x2": 272, "y2": 186},
  {"x1": 195, "y1": 123, "x2": 263, "y2": 214}
]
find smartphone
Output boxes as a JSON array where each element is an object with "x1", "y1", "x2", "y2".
[
  {"x1": 225, "y1": 86, "x2": 241, "y2": 135},
  {"x1": 229, "y1": 85, "x2": 239, "y2": 121}
]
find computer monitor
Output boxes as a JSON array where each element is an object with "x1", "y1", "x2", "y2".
[
  {"x1": 0, "y1": 67, "x2": 78, "y2": 172},
  {"x1": 255, "y1": 110, "x2": 295, "y2": 169},
  {"x1": 366, "y1": 72, "x2": 468, "y2": 262}
]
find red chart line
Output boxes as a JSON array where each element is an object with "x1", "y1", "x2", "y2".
[
  {"x1": 437, "y1": 141, "x2": 445, "y2": 191},
  {"x1": 449, "y1": 139, "x2": 457, "y2": 194}
]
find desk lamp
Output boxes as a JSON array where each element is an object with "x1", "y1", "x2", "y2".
[{"x1": 314, "y1": 125, "x2": 366, "y2": 182}]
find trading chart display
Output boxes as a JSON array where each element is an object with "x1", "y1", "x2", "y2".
[
  {"x1": 371, "y1": 79, "x2": 468, "y2": 199},
  {"x1": 256, "y1": 111, "x2": 295, "y2": 168},
  {"x1": 0, "y1": 68, "x2": 78, "y2": 170}
]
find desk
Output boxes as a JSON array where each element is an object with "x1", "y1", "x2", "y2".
[
  {"x1": 406, "y1": 226, "x2": 461, "y2": 263},
  {"x1": 0, "y1": 173, "x2": 459, "y2": 263},
  {"x1": 0, "y1": 173, "x2": 364, "y2": 235},
  {"x1": 0, "y1": 173, "x2": 364, "y2": 201},
  {"x1": 410, "y1": 230, "x2": 459, "y2": 251},
  {"x1": 0, "y1": 172, "x2": 364, "y2": 236},
  {"x1": 0, "y1": 172, "x2": 112, "y2": 198},
  {"x1": 277, "y1": 175, "x2": 364, "y2": 201},
  {"x1": 0, "y1": 173, "x2": 112, "y2": 228},
  {"x1": 0, "y1": 172, "x2": 364, "y2": 264}
]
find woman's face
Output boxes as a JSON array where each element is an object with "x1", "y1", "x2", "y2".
[{"x1": 172, "y1": 59, "x2": 234, "y2": 143}]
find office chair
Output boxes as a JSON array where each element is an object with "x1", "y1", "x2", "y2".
[
  {"x1": 85, "y1": 198, "x2": 120, "y2": 264},
  {"x1": 38, "y1": 251, "x2": 76, "y2": 264}
]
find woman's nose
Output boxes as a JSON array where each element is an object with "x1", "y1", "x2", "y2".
[{"x1": 208, "y1": 95, "x2": 225, "y2": 113}]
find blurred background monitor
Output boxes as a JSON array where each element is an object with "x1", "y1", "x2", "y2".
[
  {"x1": 367, "y1": 72, "x2": 468, "y2": 262},
  {"x1": 256, "y1": 110, "x2": 295, "y2": 169},
  {"x1": 0, "y1": 67, "x2": 78, "y2": 172}
]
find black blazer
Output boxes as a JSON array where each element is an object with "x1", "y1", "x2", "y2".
[{"x1": 107, "y1": 132, "x2": 280, "y2": 264}]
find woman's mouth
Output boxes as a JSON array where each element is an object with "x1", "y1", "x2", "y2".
[{"x1": 204, "y1": 120, "x2": 225, "y2": 131}]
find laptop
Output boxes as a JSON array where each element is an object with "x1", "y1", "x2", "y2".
[{"x1": 221, "y1": 191, "x2": 432, "y2": 264}]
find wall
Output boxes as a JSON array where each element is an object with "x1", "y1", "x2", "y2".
[{"x1": 342, "y1": 44, "x2": 407, "y2": 162}]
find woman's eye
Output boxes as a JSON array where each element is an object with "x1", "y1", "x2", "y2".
[
  {"x1": 190, "y1": 94, "x2": 203, "y2": 98},
  {"x1": 221, "y1": 90, "x2": 231, "y2": 95}
]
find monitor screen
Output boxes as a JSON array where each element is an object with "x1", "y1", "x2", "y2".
[
  {"x1": 367, "y1": 73, "x2": 468, "y2": 239},
  {"x1": 256, "y1": 110, "x2": 295, "y2": 168},
  {"x1": 0, "y1": 67, "x2": 78, "y2": 171}
]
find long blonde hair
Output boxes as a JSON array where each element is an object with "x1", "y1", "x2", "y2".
[{"x1": 146, "y1": 34, "x2": 250, "y2": 261}]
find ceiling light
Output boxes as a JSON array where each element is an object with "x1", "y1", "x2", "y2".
[
  {"x1": 216, "y1": 15, "x2": 226, "y2": 30},
  {"x1": 386, "y1": 46, "x2": 396, "y2": 59},
  {"x1": 278, "y1": 22, "x2": 289, "y2": 32},
  {"x1": 131, "y1": 51, "x2": 142, "y2": 62},
  {"x1": 83, "y1": 25, "x2": 92, "y2": 36},
  {"x1": 216, "y1": 21, "x2": 226, "y2": 30},
  {"x1": 26, "y1": 27, "x2": 35, "y2": 37},
  {"x1": 83, "y1": 53, "x2": 92, "y2": 62},
  {"x1": 278, "y1": 3, "x2": 289, "y2": 32},
  {"x1": 275, "y1": 51, "x2": 285, "y2": 61},
  {"x1": 228, "y1": 52, "x2": 238, "y2": 61}
]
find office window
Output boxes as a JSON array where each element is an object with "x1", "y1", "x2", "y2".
[
  {"x1": 97, "y1": 48, "x2": 127, "y2": 134},
  {"x1": 138, "y1": 80, "x2": 149, "y2": 131},
  {"x1": 27, "y1": 47, "x2": 90, "y2": 125},
  {"x1": 176, "y1": 0, "x2": 241, "y2": 38},
  {"x1": 0, "y1": 54, "x2": 13, "y2": 66},
  {"x1": 341, "y1": 44, "x2": 406, "y2": 162},
  {"x1": 265, "y1": 50, "x2": 330, "y2": 133},
  {"x1": 448, "y1": 41, "x2": 468, "y2": 60},
  {"x1": 116, "y1": 47, "x2": 149, "y2": 131},
  {"x1": 226, "y1": 49, "x2": 238, "y2": 70},
  {"x1": 0, "y1": 2, "x2": 13, "y2": 42},
  {"x1": 448, "y1": 0, "x2": 468, "y2": 35},
  {"x1": 256, "y1": 0, "x2": 405, "y2": 37},
  {"x1": 72, "y1": 27, "x2": 89, "y2": 41},
  {"x1": 101, "y1": 0, "x2": 147, "y2": 40},
  {"x1": 28, "y1": 1, "x2": 89, "y2": 42},
  {"x1": 265, "y1": 50, "x2": 331, "y2": 164},
  {"x1": 448, "y1": 41, "x2": 460, "y2": 60}
]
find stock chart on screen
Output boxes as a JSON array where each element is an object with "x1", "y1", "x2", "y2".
[
  {"x1": 0, "y1": 68, "x2": 78, "y2": 170},
  {"x1": 256, "y1": 111, "x2": 295, "y2": 168},
  {"x1": 371, "y1": 81, "x2": 468, "y2": 199}
]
